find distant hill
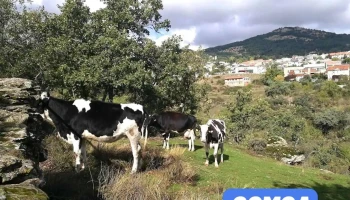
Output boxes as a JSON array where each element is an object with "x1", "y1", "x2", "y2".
[{"x1": 205, "y1": 27, "x2": 350, "y2": 59}]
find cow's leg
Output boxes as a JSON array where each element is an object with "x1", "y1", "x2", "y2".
[
  {"x1": 189, "y1": 129, "x2": 195, "y2": 151},
  {"x1": 71, "y1": 135, "x2": 83, "y2": 172},
  {"x1": 166, "y1": 132, "x2": 170, "y2": 150},
  {"x1": 127, "y1": 127, "x2": 141, "y2": 174},
  {"x1": 188, "y1": 138, "x2": 191, "y2": 151},
  {"x1": 205, "y1": 143, "x2": 209, "y2": 166},
  {"x1": 162, "y1": 134, "x2": 167, "y2": 149},
  {"x1": 220, "y1": 143, "x2": 224, "y2": 163},
  {"x1": 80, "y1": 139, "x2": 87, "y2": 170},
  {"x1": 213, "y1": 143, "x2": 219, "y2": 168}
]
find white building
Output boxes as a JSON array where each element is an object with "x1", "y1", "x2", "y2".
[
  {"x1": 283, "y1": 66, "x2": 304, "y2": 77},
  {"x1": 326, "y1": 65, "x2": 350, "y2": 80},
  {"x1": 303, "y1": 63, "x2": 327, "y2": 74},
  {"x1": 329, "y1": 51, "x2": 350, "y2": 59},
  {"x1": 233, "y1": 65, "x2": 266, "y2": 74},
  {"x1": 224, "y1": 76, "x2": 251, "y2": 87}
]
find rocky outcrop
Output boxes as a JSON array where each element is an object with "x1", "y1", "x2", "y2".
[
  {"x1": 266, "y1": 136, "x2": 305, "y2": 165},
  {"x1": 0, "y1": 78, "x2": 53, "y2": 199},
  {"x1": 281, "y1": 154, "x2": 306, "y2": 165}
]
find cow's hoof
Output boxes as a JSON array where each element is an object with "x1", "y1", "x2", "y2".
[
  {"x1": 215, "y1": 165, "x2": 219, "y2": 168},
  {"x1": 205, "y1": 162, "x2": 209, "y2": 166}
]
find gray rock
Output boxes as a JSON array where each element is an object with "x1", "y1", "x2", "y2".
[
  {"x1": 0, "y1": 183, "x2": 48, "y2": 200},
  {"x1": 281, "y1": 154, "x2": 305, "y2": 165},
  {"x1": 267, "y1": 136, "x2": 288, "y2": 147},
  {"x1": 0, "y1": 155, "x2": 37, "y2": 184},
  {"x1": 0, "y1": 78, "x2": 51, "y2": 198}
]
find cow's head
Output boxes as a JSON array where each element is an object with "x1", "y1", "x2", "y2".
[
  {"x1": 35, "y1": 91, "x2": 52, "y2": 121},
  {"x1": 199, "y1": 124, "x2": 209, "y2": 143},
  {"x1": 148, "y1": 114, "x2": 159, "y2": 126}
]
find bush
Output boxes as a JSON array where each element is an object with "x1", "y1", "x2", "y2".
[
  {"x1": 265, "y1": 82, "x2": 291, "y2": 97},
  {"x1": 267, "y1": 96, "x2": 288, "y2": 108},
  {"x1": 313, "y1": 109, "x2": 344, "y2": 135},
  {"x1": 222, "y1": 86, "x2": 243, "y2": 95},
  {"x1": 216, "y1": 79, "x2": 225, "y2": 85}
]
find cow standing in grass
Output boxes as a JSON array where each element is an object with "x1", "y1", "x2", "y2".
[
  {"x1": 148, "y1": 111, "x2": 197, "y2": 151},
  {"x1": 36, "y1": 92, "x2": 149, "y2": 174},
  {"x1": 199, "y1": 119, "x2": 226, "y2": 167}
]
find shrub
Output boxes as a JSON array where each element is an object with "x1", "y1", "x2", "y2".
[
  {"x1": 265, "y1": 82, "x2": 291, "y2": 97},
  {"x1": 267, "y1": 96, "x2": 288, "y2": 108},
  {"x1": 313, "y1": 109, "x2": 344, "y2": 135},
  {"x1": 216, "y1": 79, "x2": 225, "y2": 85},
  {"x1": 222, "y1": 86, "x2": 244, "y2": 95}
]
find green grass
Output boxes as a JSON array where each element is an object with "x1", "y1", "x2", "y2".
[{"x1": 144, "y1": 136, "x2": 350, "y2": 200}]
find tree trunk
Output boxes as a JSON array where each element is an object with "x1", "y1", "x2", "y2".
[{"x1": 108, "y1": 86, "x2": 113, "y2": 103}]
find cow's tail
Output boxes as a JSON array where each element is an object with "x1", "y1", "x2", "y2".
[
  {"x1": 141, "y1": 112, "x2": 150, "y2": 149},
  {"x1": 193, "y1": 117, "x2": 199, "y2": 138}
]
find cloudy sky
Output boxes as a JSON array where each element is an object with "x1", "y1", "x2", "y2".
[{"x1": 30, "y1": 0, "x2": 350, "y2": 50}]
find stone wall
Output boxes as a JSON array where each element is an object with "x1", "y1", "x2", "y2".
[{"x1": 0, "y1": 78, "x2": 52, "y2": 199}]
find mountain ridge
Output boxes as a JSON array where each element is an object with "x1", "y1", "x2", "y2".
[{"x1": 205, "y1": 27, "x2": 350, "y2": 58}]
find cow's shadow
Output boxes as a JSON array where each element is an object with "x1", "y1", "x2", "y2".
[
  {"x1": 201, "y1": 154, "x2": 230, "y2": 165},
  {"x1": 175, "y1": 144, "x2": 204, "y2": 151},
  {"x1": 155, "y1": 143, "x2": 204, "y2": 151}
]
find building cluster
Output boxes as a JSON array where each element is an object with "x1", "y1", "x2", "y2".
[{"x1": 204, "y1": 51, "x2": 350, "y2": 87}]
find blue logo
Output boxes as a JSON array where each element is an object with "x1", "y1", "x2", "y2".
[{"x1": 223, "y1": 188, "x2": 318, "y2": 200}]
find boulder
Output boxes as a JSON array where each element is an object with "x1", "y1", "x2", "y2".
[
  {"x1": 0, "y1": 182, "x2": 48, "y2": 200},
  {"x1": 281, "y1": 154, "x2": 306, "y2": 165},
  {"x1": 267, "y1": 136, "x2": 288, "y2": 147}
]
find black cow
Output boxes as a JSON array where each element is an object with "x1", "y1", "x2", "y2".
[
  {"x1": 36, "y1": 92, "x2": 149, "y2": 174},
  {"x1": 148, "y1": 111, "x2": 197, "y2": 151},
  {"x1": 199, "y1": 119, "x2": 226, "y2": 167}
]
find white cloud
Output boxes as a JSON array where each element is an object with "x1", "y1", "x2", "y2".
[
  {"x1": 84, "y1": 0, "x2": 106, "y2": 12},
  {"x1": 148, "y1": 27, "x2": 204, "y2": 50},
  {"x1": 159, "y1": 0, "x2": 350, "y2": 47},
  {"x1": 31, "y1": 0, "x2": 43, "y2": 5},
  {"x1": 29, "y1": 0, "x2": 350, "y2": 48}
]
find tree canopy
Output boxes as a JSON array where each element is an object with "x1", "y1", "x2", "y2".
[{"x1": 0, "y1": 0, "x2": 208, "y2": 114}]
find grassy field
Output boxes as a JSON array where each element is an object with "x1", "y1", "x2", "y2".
[
  {"x1": 40, "y1": 73, "x2": 350, "y2": 200},
  {"x1": 145, "y1": 136, "x2": 350, "y2": 200},
  {"x1": 40, "y1": 132, "x2": 350, "y2": 200}
]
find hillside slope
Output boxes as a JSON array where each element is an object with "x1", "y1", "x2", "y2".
[
  {"x1": 205, "y1": 27, "x2": 350, "y2": 58},
  {"x1": 165, "y1": 137, "x2": 350, "y2": 200}
]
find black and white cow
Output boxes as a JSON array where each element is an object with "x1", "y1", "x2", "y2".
[
  {"x1": 199, "y1": 119, "x2": 226, "y2": 167},
  {"x1": 148, "y1": 111, "x2": 197, "y2": 151},
  {"x1": 36, "y1": 92, "x2": 149, "y2": 174}
]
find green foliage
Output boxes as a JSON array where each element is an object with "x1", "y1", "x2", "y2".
[
  {"x1": 342, "y1": 57, "x2": 350, "y2": 64},
  {"x1": 265, "y1": 82, "x2": 291, "y2": 97},
  {"x1": 210, "y1": 62, "x2": 227, "y2": 74},
  {"x1": 320, "y1": 81, "x2": 342, "y2": 97},
  {"x1": 0, "y1": 0, "x2": 208, "y2": 114},
  {"x1": 313, "y1": 109, "x2": 345, "y2": 134},
  {"x1": 261, "y1": 64, "x2": 283, "y2": 86}
]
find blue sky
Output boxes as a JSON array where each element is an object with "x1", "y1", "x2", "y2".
[{"x1": 29, "y1": 0, "x2": 350, "y2": 50}]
